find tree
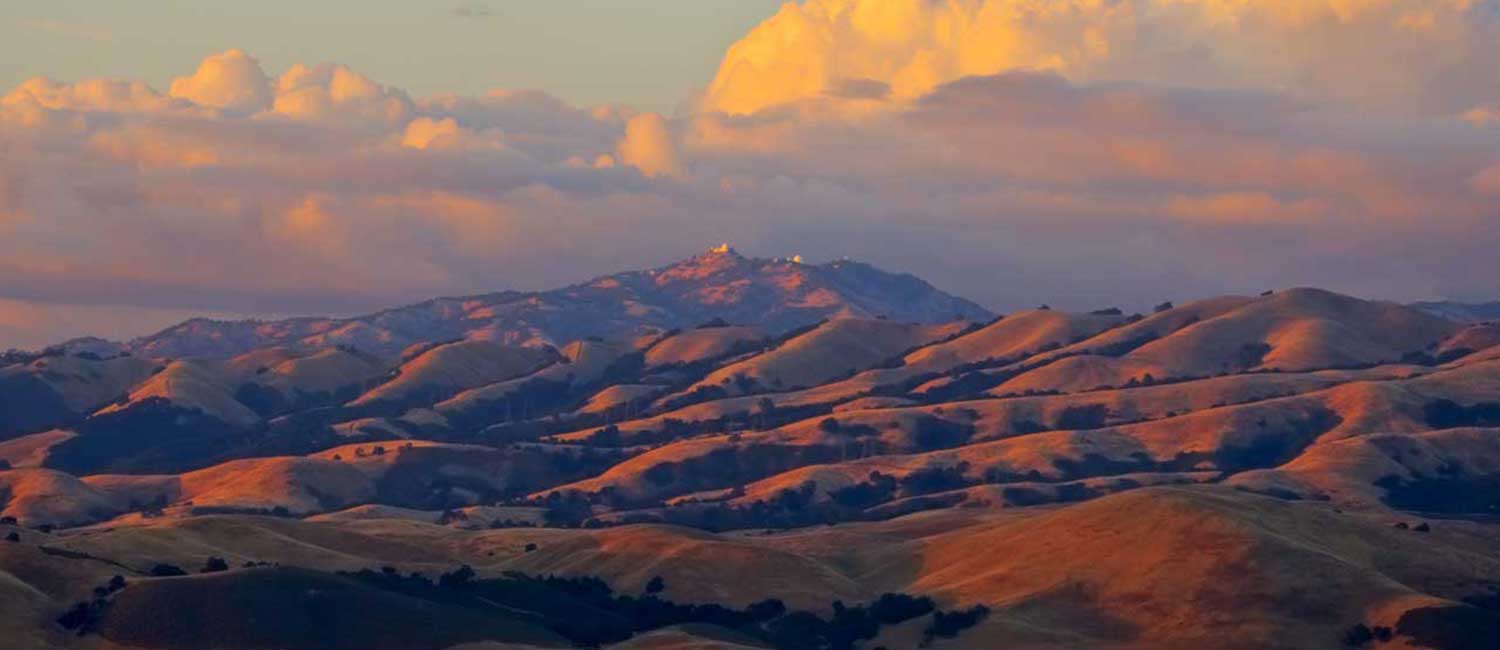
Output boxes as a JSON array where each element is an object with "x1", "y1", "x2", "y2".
[
  {"x1": 645, "y1": 575, "x2": 666, "y2": 594},
  {"x1": 149, "y1": 564, "x2": 187, "y2": 577},
  {"x1": 201, "y1": 557, "x2": 229, "y2": 573},
  {"x1": 1342, "y1": 623, "x2": 1374, "y2": 646},
  {"x1": 438, "y1": 565, "x2": 476, "y2": 589},
  {"x1": 923, "y1": 605, "x2": 990, "y2": 642},
  {"x1": 747, "y1": 598, "x2": 787, "y2": 621},
  {"x1": 1054, "y1": 404, "x2": 1108, "y2": 431},
  {"x1": 4, "y1": 532, "x2": 18, "y2": 543}
]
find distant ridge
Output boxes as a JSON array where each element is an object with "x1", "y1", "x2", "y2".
[
  {"x1": 124, "y1": 247, "x2": 993, "y2": 358},
  {"x1": 1411, "y1": 300, "x2": 1500, "y2": 323}
]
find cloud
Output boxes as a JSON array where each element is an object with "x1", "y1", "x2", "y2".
[
  {"x1": 168, "y1": 49, "x2": 273, "y2": 115},
  {"x1": 3, "y1": 12, "x2": 1500, "y2": 349},
  {"x1": 272, "y1": 62, "x2": 412, "y2": 123},
  {"x1": 1473, "y1": 165, "x2": 1500, "y2": 196},
  {"x1": 0, "y1": 173, "x2": 27, "y2": 226},
  {"x1": 703, "y1": 0, "x2": 1500, "y2": 115},
  {"x1": 2, "y1": 76, "x2": 175, "y2": 114},
  {"x1": 617, "y1": 113, "x2": 683, "y2": 178}
]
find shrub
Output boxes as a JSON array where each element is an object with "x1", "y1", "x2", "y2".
[
  {"x1": 645, "y1": 575, "x2": 665, "y2": 594},
  {"x1": 149, "y1": 563, "x2": 188, "y2": 577},
  {"x1": 747, "y1": 598, "x2": 787, "y2": 621},
  {"x1": 1423, "y1": 399, "x2": 1500, "y2": 429},
  {"x1": 924, "y1": 605, "x2": 990, "y2": 641},
  {"x1": 438, "y1": 565, "x2": 476, "y2": 589},
  {"x1": 4, "y1": 532, "x2": 18, "y2": 542},
  {"x1": 1054, "y1": 404, "x2": 1108, "y2": 430},
  {"x1": 201, "y1": 557, "x2": 230, "y2": 573},
  {"x1": 869, "y1": 593, "x2": 936, "y2": 624},
  {"x1": 1236, "y1": 342, "x2": 1273, "y2": 368},
  {"x1": 899, "y1": 465, "x2": 972, "y2": 496},
  {"x1": 1342, "y1": 623, "x2": 1374, "y2": 646},
  {"x1": 909, "y1": 416, "x2": 973, "y2": 451}
]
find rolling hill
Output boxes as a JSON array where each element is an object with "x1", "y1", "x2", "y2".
[
  {"x1": 4, "y1": 259, "x2": 1500, "y2": 650},
  {"x1": 121, "y1": 247, "x2": 991, "y2": 359}
]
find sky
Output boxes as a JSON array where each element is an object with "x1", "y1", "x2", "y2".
[
  {"x1": 1, "y1": 1, "x2": 783, "y2": 113},
  {"x1": 2, "y1": 0, "x2": 1500, "y2": 350}
]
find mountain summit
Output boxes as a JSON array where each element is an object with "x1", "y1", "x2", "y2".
[{"x1": 127, "y1": 248, "x2": 993, "y2": 358}]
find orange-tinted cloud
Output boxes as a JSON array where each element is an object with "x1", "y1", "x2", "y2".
[
  {"x1": 272, "y1": 62, "x2": 412, "y2": 123},
  {"x1": 704, "y1": 0, "x2": 1500, "y2": 115},
  {"x1": 3, "y1": 15, "x2": 1500, "y2": 349},
  {"x1": 168, "y1": 49, "x2": 272, "y2": 115},
  {"x1": 617, "y1": 113, "x2": 683, "y2": 178}
]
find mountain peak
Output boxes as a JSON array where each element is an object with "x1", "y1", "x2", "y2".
[{"x1": 123, "y1": 253, "x2": 994, "y2": 359}]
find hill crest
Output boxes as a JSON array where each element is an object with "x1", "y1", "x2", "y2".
[{"x1": 123, "y1": 248, "x2": 992, "y2": 359}]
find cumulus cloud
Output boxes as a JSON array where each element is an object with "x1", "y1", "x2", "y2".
[
  {"x1": 704, "y1": 0, "x2": 1500, "y2": 115},
  {"x1": 3, "y1": 3, "x2": 1500, "y2": 349},
  {"x1": 272, "y1": 62, "x2": 412, "y2": 123},
  {"x1": 168, "y1": 49, "x2": 273, "y2": 115},
  {"x1": 617, "y1": 113, "x2": 683, "y2": 178}
]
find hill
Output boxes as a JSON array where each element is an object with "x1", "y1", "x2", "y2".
[
  {"x1": 9, "y1": 275, "x2": 1500, "y2": 650},
  {"x1": 1412, "y1": 299, "x2": 1500, "y2": 323},
  {"x1": 122, "y1": 247, "x2": 991, "y2": 359}
]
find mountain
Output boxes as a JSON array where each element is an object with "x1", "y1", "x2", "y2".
[
  {"x1": 125, "y1": 246, "x2": 993, "y2": 359},
  {"x1": 8, "y1": 276, "x2": 1500, "y2": 650},
  {"x1": 1411, "y1": 299, "x2": 1500, "y2": 323}
]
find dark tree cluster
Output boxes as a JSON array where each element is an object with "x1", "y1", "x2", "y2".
[
  {"x1": 1423, "y1": 399, "x2": 1500, "y2": 429},
  {"x1": 1342, "y1": 622, "x2": 1393, "y2": 646},
  {"x1": 339, "y1": 565, "x2": 976, "y2": 650},
  {"x1": 56, "y1": 575, "x2": 127, "y2": 635},
  {"x1": 923, "y1": 605, "x2": 991, "y2": 643}
]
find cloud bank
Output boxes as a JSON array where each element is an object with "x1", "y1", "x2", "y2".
[{"x1": 2, "y1": 0, "x2": 1499, "y2": 348}]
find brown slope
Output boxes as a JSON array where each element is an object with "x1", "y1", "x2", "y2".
[
  {"x1": 901, "y1": 309, "x2": 1125, "y2": 374},
  {"x1": 643, "y1": 326, "x2": 767, "y2": 368},
  {"x1": 350, "y1": 340, "x2": 558, "y2": 407},
  {"x1": 547, "y1": 357, "x2": 1500, "y2": 509},
  {"x1": 94, "y1": 359, "x2": 260, "y2": 427},
  {"x1": 434, "y1": 338, "x2": 637, "y2": 422},
  {"x1": 0, "y1": 354, "x2": 157, "y2": 415},
  {"x1": 1228, "y1": 427, "x2": 1500, "y2": 509},
  {"x1": 232, "y1": 346, "x2": 392, "y2": 398},
  {"x1": 4, "y1": 433, "x2": 611, "y2": 529},
  {"x1": 1438, "y1": 322, "x2": 1500, "y2": 359},
  {"x1": 997, "y1": 289, "x2": 1458, "y2": 395},
  {"x1": 907, "y1": 486, "x2": 1499, "y2": 649},
  {"x1": 677, "y1": 317, "x2": 969, "y2": 400},
  {"x1": 0, "y1": 468, "x2": 124, "y2": 526}
]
